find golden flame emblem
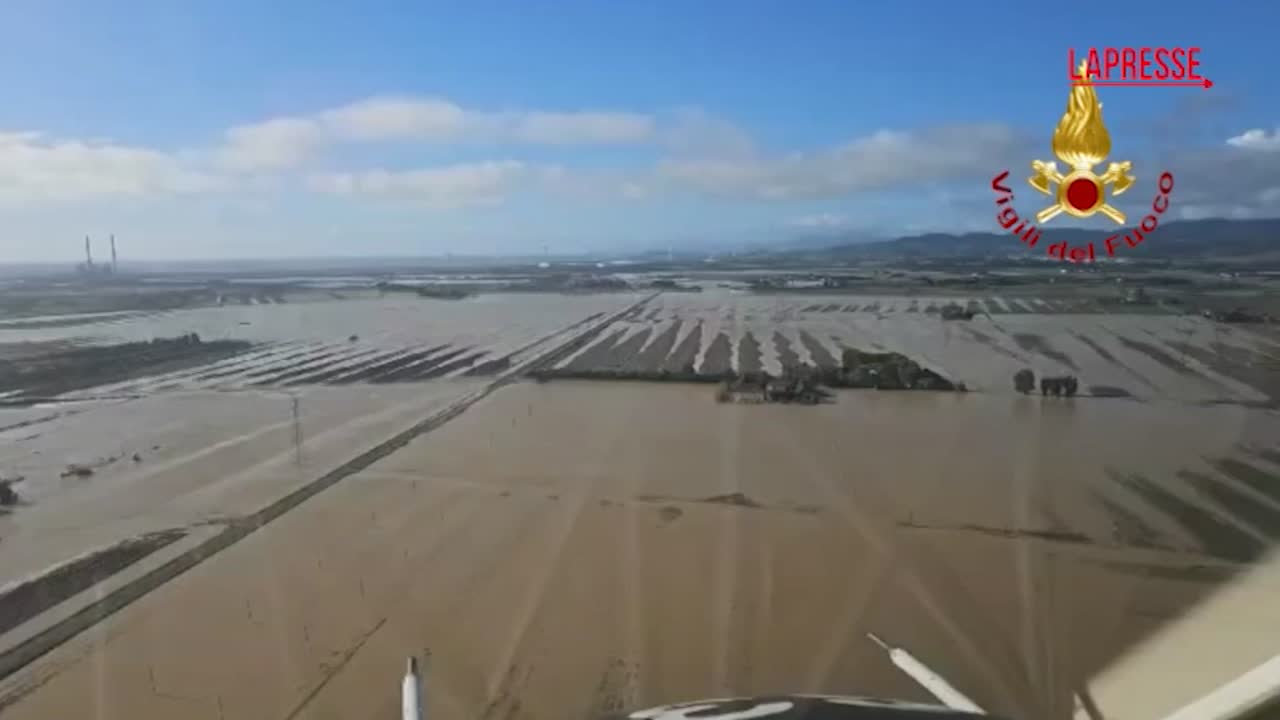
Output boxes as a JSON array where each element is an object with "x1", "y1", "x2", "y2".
[{"x1": 1029, "y1": 61, "x2": 1135, "y2": 224}]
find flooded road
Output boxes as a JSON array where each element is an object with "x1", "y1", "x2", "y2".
[
  {"x1": 2, "y1": 382, "x2": 1277, "y2": 720},
  {"x1": 0, "y1": 382, "x2": 488, "y2": 585}
]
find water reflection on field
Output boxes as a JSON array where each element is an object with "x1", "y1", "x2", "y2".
[{"x1": 0, "y1": 292, "x2": 1278, "y2": 720}]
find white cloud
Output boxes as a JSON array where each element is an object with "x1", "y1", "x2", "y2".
[
  {"x1": 656, "y1": 123, "x2": 1028, "y2": 200},
  {"x1": 10, "y1": 95, "x2": 1280, "y2": 257},
  {"x1": 218, "y1": 98, "x2": 468, "y2": 172},
  {"x1": 217, "y1": 97, "x2": 657, "y2": 172},
  {"x1": 317, "y1": 99, "x2": 652, "y2": 145},
  {"x1": 536, "y1": 165, "x2": 654, "y2": 202},
  {"x1": 319, "y1": 97, "x2": 468, "y2": 141},
  {"x1": 0, "y1": 131, "x2": 44, "y2": 145},
  {"x1": 491, "y1": 122, "x2": 1030, "y2": 207},
  {"x1": 0, "y1": 132, "x2": 224, "y2": 204},
  {"x1": 659, "y1": 108, "x2": 756, "y2": 159},
  {"x1": 306, "y1": 161, "x2": 527, "y2": 209},
  {"x1": 219, "y1": 117, "x2": 325, "y2": 173},
  {"x1": 1156, "y1": 133, "x2": 1280, "y2": 219},
  {"x1": 505, "y1": 111, "x2": 653, "y2": 145},
  {"x1": 1226, "y1": 128, "x2": 1280, "y2": 152}
]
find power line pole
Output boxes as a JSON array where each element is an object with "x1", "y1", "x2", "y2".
[{"x1": 291, "y1": 395, "x2": 302, "y2": 467}]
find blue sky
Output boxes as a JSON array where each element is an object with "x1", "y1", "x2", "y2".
[{"x1": 0, "y1": 0, "x2": 1276, "y2": 260}]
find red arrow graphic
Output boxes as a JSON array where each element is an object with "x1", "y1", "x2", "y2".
[{"x1": 1071, "y1": 78, "x2": 1213, "y2": 89}]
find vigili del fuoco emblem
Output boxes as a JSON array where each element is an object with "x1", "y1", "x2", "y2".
[{"x1": 1028, "y1": 60, "x2": 1136, "y2": 225}]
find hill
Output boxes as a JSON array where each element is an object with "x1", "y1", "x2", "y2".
[{"x1": 813, "y1": 218, "x2": 1280, "y2": 260}]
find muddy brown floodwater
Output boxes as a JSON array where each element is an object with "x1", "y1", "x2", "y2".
[{"x1": 2, "y1": 382, "x2": 1279, "y2": 720}]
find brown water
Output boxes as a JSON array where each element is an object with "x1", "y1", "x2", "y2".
[
  {"x1": 3, "y1": 382, "x2": 1278, "y2": 720},
  {"x1": 0, "y1": 381, "x2": 487, "y2": 584}
]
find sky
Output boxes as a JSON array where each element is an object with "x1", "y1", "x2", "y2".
[{"x1": 0, "y1": 0, "x2": 1277, "y2": 261}]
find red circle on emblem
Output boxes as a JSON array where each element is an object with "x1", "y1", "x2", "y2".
[{"x1": 1066, "y1": 178, "x2": 1099, "y2": 211}]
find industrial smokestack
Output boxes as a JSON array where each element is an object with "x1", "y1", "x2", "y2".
[
  {"x1": 110, "y1": 234, "x2": 117, "y2": 272},
  {"x1": 84, "y1": 235, "x2": 93, "y2": 267}
]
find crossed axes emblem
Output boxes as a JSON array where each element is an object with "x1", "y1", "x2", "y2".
[{"x1": 1029, "y1": 159, "x2": 1135, "y2": 225}]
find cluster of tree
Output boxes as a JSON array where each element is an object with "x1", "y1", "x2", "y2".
[
  {"x1": 374, "y1": 281, "x2": 472, "y2": 299},
  {"x1": 748, "y1": 277, "x2": 788, "y2": 291},
  {"x1": 561, "y1": 275, "x2": 631, "y2": 291},
  {"x1": 648, "y1": 279, "x2": 702, "y2": 292},
  {"x1": 415, "y1": 285, "x2": 472, "y2": 300},
  {"x1": 810, "y1": 349, "x2": 959, "y2": 391},
  {"x1": 1014, "y1": 369, "x2": 1036, "y2": 394},
  {"x1": 533, "y1": 348, "x2": 962, "y2": 395},
  {"x1": 1013, "y1": 369, "x2": 1078, "y2": 396},
  {"x1": 765, "y1": 374, "x2": 830, "y2": 403},
  {"x1": 716, "y1": 370, "x2": 832, "y2": 405},
  {"x1": 375, "y1": 281, "x2": 419, "y2": 294},
  {"x1": 0, "y1": 479, "x2": 18, "y2": 506},
  {"x1": 1041, "y1": 376, "x2": 1079, "y2": 396}
]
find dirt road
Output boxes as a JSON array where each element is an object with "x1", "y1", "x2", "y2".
[{"x1": 2, "y1": 383, "x2": 1279, "y2": 720}]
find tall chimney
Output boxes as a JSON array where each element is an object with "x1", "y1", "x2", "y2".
[
  {"x1": 110, "y1": 234, "x2": 117, "y2": 271},
  {"x1": 84, "y1": 235, "x2": 93, "y2": 267}
]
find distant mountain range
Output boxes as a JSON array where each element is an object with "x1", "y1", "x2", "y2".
[{"x1": 804, "y1": 218, "x2": 1280, "y2": 260}]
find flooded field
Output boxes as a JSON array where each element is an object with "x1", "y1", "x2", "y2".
[
  {"x1": 0, "y1": 290, "x2": 1278, "y2": 720},
  {"x1": 2, "y1": 382, "x2": 1279, "y2": 720},
  {"x1": 0, "y1": 381, "x2": 488, "y2": 583},
  {"x1": 6, "y1": 291, "x2": 1276, "y2": 404},
  {"x1": 0, "y1": 293, "x2": 642, "y2": 398},
  {"x1": 554, "y1": 293, "x2": 1280, "y2": 403},
  {"x1": 0, "y1": 294, "x2": 643, "y2": 617}
]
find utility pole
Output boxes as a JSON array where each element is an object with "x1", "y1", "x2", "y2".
[{"x1": 291, "y1": 395, "x2": 303, "y2": 467}]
